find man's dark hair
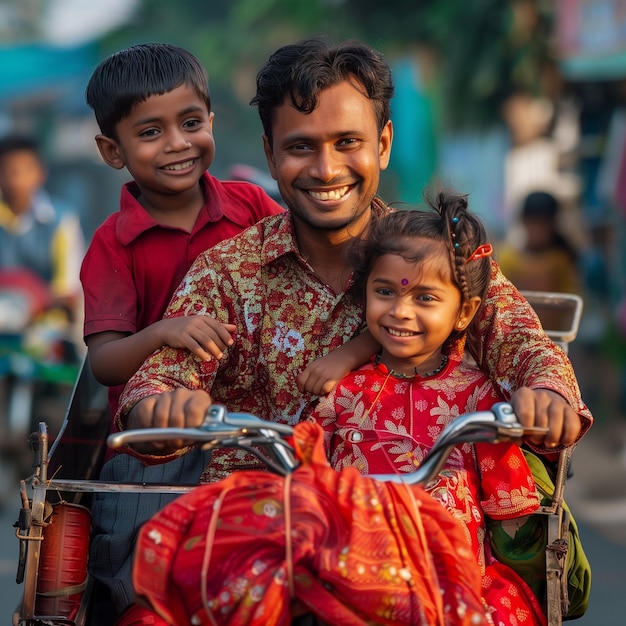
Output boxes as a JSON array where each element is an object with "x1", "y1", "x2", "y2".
[
  {"x1": 251, "y1": 36, "x2": 394, "y2": 146},
  {"x1": 85, "y1": 43, "x2": 211, "y2": 138}
]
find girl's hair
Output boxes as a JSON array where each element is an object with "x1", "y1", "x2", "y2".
[
  {"x1": 85, "y1": 43, "x2": 211, "y2": 139},
  {"x1": 349, "y1": 190, "x2": 492, "y2": 343},
  {"x1": 251, "y1": 36, "x2": 394, "y2": 147}
]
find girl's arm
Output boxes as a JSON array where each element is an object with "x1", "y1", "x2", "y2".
[
  {"x1": 297, "y1": 331, "x2": 379, "y2": 396},
  {"x1": 87, "y1": 316, "x2": 236, "y2": 386}
]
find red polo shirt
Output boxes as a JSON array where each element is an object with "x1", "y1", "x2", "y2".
[
  {"x1": 80, "y1": 171, "x2": 284, "y2": 417},
  {"x1": 81, "y1": 171, "x2": 283, "y2": 337}
]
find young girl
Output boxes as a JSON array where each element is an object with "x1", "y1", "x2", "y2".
[{"x1": 310, "y1": 192, "x2": 547, "y2": 626}]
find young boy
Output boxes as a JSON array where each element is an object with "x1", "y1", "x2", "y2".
[
  {"x1": 81, "y1": 44, "x2": 283, "y2": 625},
  {"x1": 80, "y1": 43, "x2": 284, "y2": 422}
]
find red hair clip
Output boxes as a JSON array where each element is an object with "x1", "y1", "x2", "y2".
[{"x1": 466, "y1": 243, "x2": 493, "y2": 263}]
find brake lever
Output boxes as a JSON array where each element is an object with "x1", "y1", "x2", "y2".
[{"x1": 490, "y1": 402, "x2": 549, "y2": 439}]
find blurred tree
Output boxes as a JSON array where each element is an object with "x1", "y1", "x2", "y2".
[
  {"x1": 100, "y1": 0, "x2": 558, "y2": 130},
  {"x1": 336, "y1": 0, "x2": 558, "y2": 130}
]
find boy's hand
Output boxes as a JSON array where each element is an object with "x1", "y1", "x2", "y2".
[
  {"x1": 297, "y1": 352, "x2": 350, "y2": 396},
  {"x1": 125, "y1": 388, "x2": 212, "y2": 454},
  {"x1": 156, "y1": 316, "x2": 236, "y2": 361},
  {"x1": 511, "y1": 387, "x2": 582, "y2": 449}
]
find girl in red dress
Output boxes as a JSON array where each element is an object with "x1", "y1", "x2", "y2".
[{"x1": 310, "y1": 192, "x2": 547, "y2": 626}]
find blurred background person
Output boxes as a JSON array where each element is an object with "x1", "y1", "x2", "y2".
[
  {"x1": 498, "y1": 189, "x2": 582, "y2": 294},
  {"x1": 0, "y1": 134, "x2": 85, "y2": 470},
  {"x1": 0, "y1": 135, "x2": 85, "y2": 327}
]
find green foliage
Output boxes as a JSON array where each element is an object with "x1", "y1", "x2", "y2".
[{"x1": 339, "y1": 0, "x2": 556, "y2": 129}]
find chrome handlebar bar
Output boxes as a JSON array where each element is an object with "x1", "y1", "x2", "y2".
[
  {"x1": 108, "y1": 405, "x2": 298, "y2": 474},
  {"x1": 107, "y1": 402, "x2": 548, "y2": 485}
]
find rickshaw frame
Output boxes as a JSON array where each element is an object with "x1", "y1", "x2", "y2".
[{"x1": 12, "y1": 291, "x2": 584, "y2": 626}]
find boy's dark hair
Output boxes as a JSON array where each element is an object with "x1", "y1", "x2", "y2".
[
  {"x1": 251, "y1": 36, "x2": 394, "y2": 147},
  {"x1": 349, "y1": 191, "x2": 491, "y2": 346},
  {"x1": 85, "y1": 43, "x2": 211, "y2": 139},
  {"x1": 0, "y1": 135, "x2": 41, "y2": 160}
]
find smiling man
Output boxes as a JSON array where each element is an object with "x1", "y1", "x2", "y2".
[
  {"x1": 93, "y1": 36, "x2": 593, "y2": 626},
  {"x1": 117, "y1": 36, "x2": 590, "y2": 454}
]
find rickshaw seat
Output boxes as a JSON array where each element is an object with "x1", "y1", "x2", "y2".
[{"x1": 520, "y1": 290, "x2": 587, "y2": 624}]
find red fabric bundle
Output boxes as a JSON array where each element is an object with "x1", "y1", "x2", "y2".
[{"x1": 133, "y1": 422, "x2": 490, "y2": 626}]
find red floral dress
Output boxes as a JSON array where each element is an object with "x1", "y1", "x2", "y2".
[{"x1": 310, "y1": 343, "x2": 547, "y2": 626}]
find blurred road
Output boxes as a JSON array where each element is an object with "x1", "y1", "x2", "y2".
[{"x1": 1, "y1": 415, "x2": 625, "y2": 624}]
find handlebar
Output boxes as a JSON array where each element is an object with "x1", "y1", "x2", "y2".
[
  {"x1": 369, "y1": 402, "x2": 547, "y2": 485},
  {"x1": 107, "y1": 402, "x2": 548, "y2": 485},
  {"x1": 108, "y1": 405, "x2": 298, "y2": 474},
  {"x1": 108, "y1": 405, "x2": 295, "y2": 448}
]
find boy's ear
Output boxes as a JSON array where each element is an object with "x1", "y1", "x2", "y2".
[
  {"x1": 94, "y1": 134, "x2": 126, "y2": 170},
  {"x1": 456, "y1": 296, "x2": 482, "y2": 331}
]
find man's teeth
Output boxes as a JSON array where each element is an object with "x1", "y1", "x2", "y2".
[
  {"x1": 309, "y1": 186, "x2": 349, "y2": 201},
  {"x1": 164, "y1": 160, "x2": 195, "y2": 171},
  {"x1": 388, "y1": 328, "x2": 416, "y2": 337}
]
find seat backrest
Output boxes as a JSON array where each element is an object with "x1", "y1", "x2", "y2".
[
  {"x1": 46, "y1": 356, "x2": 110, "y2": 504},
  {"x1": 519, "y1": 291, "x2": 583, "y2": 354}
]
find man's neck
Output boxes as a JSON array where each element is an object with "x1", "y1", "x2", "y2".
[
  {"x1": 292, "y1": 198, "x2": 388, "y2": 293},
  {"x1": 305, "y1": 238, "x2": 346, "y2": 284},
  {"x1": 294, "y1": 223, "x2": 365, "y2": 295}
]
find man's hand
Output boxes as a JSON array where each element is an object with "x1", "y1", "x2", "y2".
[
  {"x1": 510, "y1": 387, "x2": 582, "y2": 448},
  {"x1": 125, "y1": 388, "x2": 212, "y2": 454}
]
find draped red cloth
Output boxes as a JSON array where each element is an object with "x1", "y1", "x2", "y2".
[{"x1": 133, "y1": 422, "x2": 491, "y2": 626}]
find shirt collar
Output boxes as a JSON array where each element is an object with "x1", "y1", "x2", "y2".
[
  {"x1": 259, "y1": 196, "x2": 391, "y2": 268},
  {"x1": 116, "y1": 172, "x2": 226, "y2": 245}
]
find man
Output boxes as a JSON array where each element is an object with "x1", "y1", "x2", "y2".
[
  {"x1": 95, "y1": 36, "x2": 591, "y2": 625},
  {"x1": 118, "y1": 36, "x2": 590, "y2": 453}
]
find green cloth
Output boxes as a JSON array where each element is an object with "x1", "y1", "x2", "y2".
[{"x1": 487, "y1": 449, "x2": 591, "y2": 620}]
